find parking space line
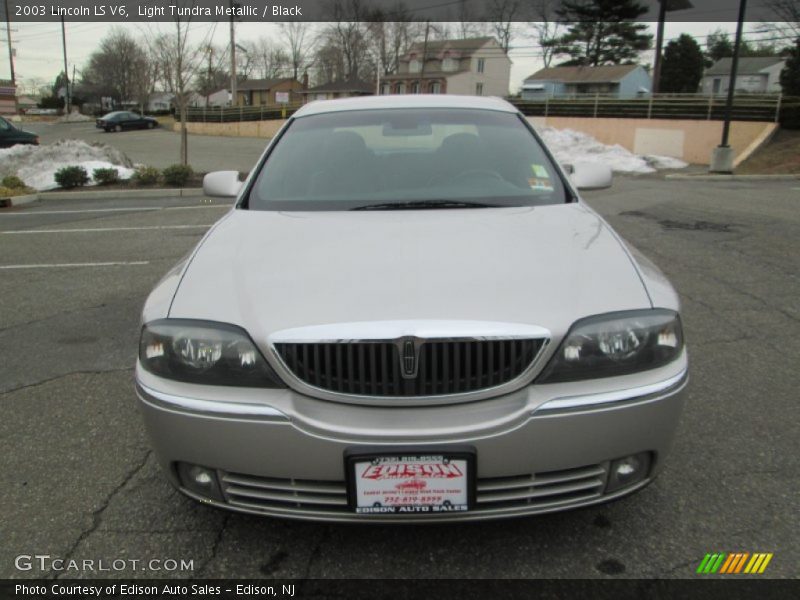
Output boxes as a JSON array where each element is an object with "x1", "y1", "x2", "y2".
[
  {"x1": 0, "y1": 261, "x2": 150, "y2": 270},
  {"x1": 2, "y1": 225, "x2": 212, "y2": 234},
  {"x1": 0, "y1": 206, "x2": 227, "y2": 216}
]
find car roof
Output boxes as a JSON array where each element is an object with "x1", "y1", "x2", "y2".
[{"x1": 293, "y1": 94, "x2": 518, "y2": 118}]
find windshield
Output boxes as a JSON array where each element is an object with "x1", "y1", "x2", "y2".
[{"x1": 247, "y1": 108, "x2": 567, "y2": 211}]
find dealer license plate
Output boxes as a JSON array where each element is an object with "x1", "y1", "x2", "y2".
[{"x1": 349, "y1": 454, "x2": 472, "y2": 515}]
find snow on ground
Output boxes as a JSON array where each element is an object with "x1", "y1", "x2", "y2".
[
  {"x1": 0, "y1": 140, "x2": 135, "y2": 190},
  {"x1": 539, "y1": 127, "x2": 688, "y2": 174}
]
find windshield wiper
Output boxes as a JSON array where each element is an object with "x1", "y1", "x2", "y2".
[{"x1": 351, "y1": 200, "x2": 493, "y2": 211}]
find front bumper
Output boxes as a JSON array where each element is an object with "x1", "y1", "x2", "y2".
[{"x1": 135, "y1": 354, "x2": 688, "y2": 523}]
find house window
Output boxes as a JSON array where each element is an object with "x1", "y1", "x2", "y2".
[
  {"x1": 475, "y1": 83, "x2": 484, "y2": 96},
  {"x1": 409, "y1": 56, "x2": 421, "y2": 73},
  {"x1": 381, "y1": 83, "x2": 391, "y2": 95},
  {"x1": 430, "y1": 81, "x2": 441, "y2": 94},
  {"x1": 411, "y1": 81, "x2": 420, "y2": 94},
  {"x1": 476, "y1": 58, "x2": 485, "y2": 73},
  {"x1": 442, "y1": 55, "x2": 457, "y2": 72},
  {"x1": 397, "y1": 82, "x2": 406, "y2": 94}
]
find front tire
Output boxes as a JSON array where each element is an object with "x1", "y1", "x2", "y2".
[
  {"x1": 147, "y1": 122, "x2": 155, "y2": 129},
  {"x1": 114, "y1": 124, "x2": 122, "y2": 133}
]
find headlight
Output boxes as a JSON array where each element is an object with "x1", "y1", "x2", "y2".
[
  {"x1": 139, "y1": 319, "x2": 285, "y2": 387},
  {"x1": 537, "y1": 309, "x2": 683, "y2": 383}
]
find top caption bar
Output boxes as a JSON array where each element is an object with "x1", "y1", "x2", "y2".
[{"x1": 0, "y1": 0, "x2": 781, "y2": 23}]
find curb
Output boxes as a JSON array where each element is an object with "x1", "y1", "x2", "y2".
[
  {"x1": 1, "y1": 188, "x2": 205, "y2": 207},
  {"x1": 665, "y1": 174, "x2": 800, "y2": 181}
]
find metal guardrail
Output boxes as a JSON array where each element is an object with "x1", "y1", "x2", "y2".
[
  {"x1": 510, "y1": 93, "x2": 798, "y2": 123},
  {"x1": 183, "y1": 103, "x2": 302, "y2": 123}
]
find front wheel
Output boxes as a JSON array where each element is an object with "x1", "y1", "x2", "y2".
[
  {"x1": 147, "y1": 122, "x2": 155, "y2": 129},
  {"x1": 114, "y1": 124, "x2": 122, "y2": 133}
]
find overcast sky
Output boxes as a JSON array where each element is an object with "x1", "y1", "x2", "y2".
[{"x1": 0, "y1": 21, "x2": 780, "y2": 95}]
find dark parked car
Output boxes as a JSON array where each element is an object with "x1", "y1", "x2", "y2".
[
  {"x1": 0, "y1": 116, "x2": 39, "y2": 148},
  {"x1": 96, "y1": 111, "x2": 159, "y2": 132}
]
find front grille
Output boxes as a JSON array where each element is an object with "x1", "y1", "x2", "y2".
[
  {"x1": 274, "y1": 339, "x2": 543, "y2": 397},
  {"x1": 219, "y1": 463, "x2": 608, "y2": 516}
]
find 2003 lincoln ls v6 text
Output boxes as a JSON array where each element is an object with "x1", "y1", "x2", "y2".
[{"x1": 135, "y1": 95, "x2": 688, "y2": 522}]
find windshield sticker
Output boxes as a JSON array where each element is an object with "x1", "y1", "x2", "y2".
[
  {"x1": 529, "y1": 177, "x2": 554, "y2": 191},
  {"x1": 531, "y1": 164, "x2": 549, "y2": 178}
]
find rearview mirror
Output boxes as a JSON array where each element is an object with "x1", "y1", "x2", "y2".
[
  {"x1": 565, "y1": 162, "x2": 613, "y2": 190},
  {"x1": 203, "y1": 171, "x2": 242, "y2": 198}
]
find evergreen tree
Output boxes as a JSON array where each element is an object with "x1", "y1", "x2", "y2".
[
  {"x1": 780, "y1": 38, "x2": 800, "y2": 96},
  {"x1": 544, "y1": 0, "x2": 652, "y2": 66},
  {"x1": 659, "y1": 34, "x2": 705, "y2": 93}
]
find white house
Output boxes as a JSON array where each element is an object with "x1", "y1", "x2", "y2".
[
  {"x1": 380, "y1": 37, "x2": 511, "y2": 97},
  {"x1": 701, "y1": 57, "x2": 786, "y2": 95}
]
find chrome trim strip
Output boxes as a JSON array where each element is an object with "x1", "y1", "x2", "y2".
[
  {"x1": 136, "y1": 382, "x2": 289, "y2": 420},
  {"x1": 265, "y1": 320, "x2": 552, "y2": 407},
  {"x1": 268, "y1": 320, "x2": 551, "y2": 343},
  {"x1": 533, "y1": 369, "x2": 688, "y2": 414}
]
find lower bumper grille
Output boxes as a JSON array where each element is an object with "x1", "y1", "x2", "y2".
[{"x1": 219, "y1": 463, "x2": 609, "y2": 516}]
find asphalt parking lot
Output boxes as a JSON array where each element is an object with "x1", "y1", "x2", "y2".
[
  {"x1": 0, "y1": 177, "x2": 797, "y2": 580},
  {"x1": 22, "y1": 121, "x2": 268, "y2": 173}
]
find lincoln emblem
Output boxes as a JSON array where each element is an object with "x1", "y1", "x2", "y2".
[{"x1": 402, "y1": 339, "x2": 416, "y2": 376}]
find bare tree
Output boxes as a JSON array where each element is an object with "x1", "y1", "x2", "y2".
[
  {"x1": 252, "y1": 37, "x2": 290, "y2": 79},
  {"x1": 149, "y1": 15, "x2": 207, "y2": 165},
  {"x1": 486, "y1": 0, "x2": 523, "y2": 53},
  {"x1": 454, "y1": 0, "x2": 487, "y2": 39},
  {"x1": 364, "y1": 4, "x2": 423, "y2": 77},
  {"x1": 323, "y1": 0, "x2": 373, "y2": 81},
  {"x1": 80, "y1": 29, "x2": 151, "y2": 106},
  {"x1": 758, "y1": 0, "x2": 800, "y2": 38},
  {"x1": 529, "y1": 0, "x2": 563, "y2": 68},
  {"x1": 279, "y1": 22, "x2": 314, "y2": 80}
]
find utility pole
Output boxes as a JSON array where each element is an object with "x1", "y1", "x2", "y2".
[
  {"x1": 229, "y1": 1, "x2": 237, "y2": 107},
  {"x1": 4, "y1": 0, "x2": 18, "y2": 114},
  {"x1": 61, "y1": 16, "x2": 70, "y2": 113},
  {"x1": 419, "y1": 20, "x2": 430, "y2": 94},
  {"x1": 709, "y1": 0, "x2": 747, "y2": 173}
]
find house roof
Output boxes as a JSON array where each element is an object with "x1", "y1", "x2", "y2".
[
  {"x1": 405, "y1": 37, "x2": 496, "y2": 58},
  {"x1": 301, "y1": 79, "x2": 373, "y2": 94},
  {"x1": 704, "y1": 57, "x2": 785, "y2": 76},
  {"x1": 237, "y1": 78, "x2": 296, "y2": 91},
  {"x1": 524, "y1": 64, "x2": 642, "y2": 84}
]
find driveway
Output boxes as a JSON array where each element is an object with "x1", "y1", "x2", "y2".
[{"x1": 0, "y1": 177, "x2": 797, "y2": 580}]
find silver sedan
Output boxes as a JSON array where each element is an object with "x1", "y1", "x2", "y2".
[{"x1": 135, "y1": 95, "x2": 688, "y2": 522}]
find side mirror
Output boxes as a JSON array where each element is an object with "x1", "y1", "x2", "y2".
[
  {"x1": 203, "y1": 171, "x2": 242, "y2": 198},
  {"x1": 565, "y1": 162, "x2": 613, "y2": 191}
]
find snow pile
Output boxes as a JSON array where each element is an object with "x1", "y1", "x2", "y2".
[
  {"x1": 0, "y1": 140, "x2": 135, "y2": 190},
  {"x1": 58, "y1": 111, "x2": 93, "y2": 123},
  {"x1": 540, "y1": 126, "x2": 688, "y2": 174}
]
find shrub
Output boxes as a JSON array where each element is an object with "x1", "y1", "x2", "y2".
[
  {"x1": 0, "y1": 185, "x2": 30, "y2": 198},
  {"x1": 132, "y1": 166, "x2": 160, "y2": 186},
  {"x1": 162, "y1": 164, "x2": 193, "y2": 187},
  {"x1": 54, "y1": 166, "x2": 89, "y2": 189},
  {"x1": 1, "y1": 175, "x2": 26, "y2": 189},
  {"x1": 93, "y1": 167, "x2": 120, "y2": 186}
]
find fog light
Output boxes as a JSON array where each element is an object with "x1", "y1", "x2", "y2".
[
  {"x1": 606, "y1": 452, "x2": 651, "y2": 493},
  {"x1": 176, "y1": 462, "x2": 224, "y2": 501}
]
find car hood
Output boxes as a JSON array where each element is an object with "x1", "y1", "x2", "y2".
[{"x1": 168, "y1": 203, "x2": 651, "y2": 343}]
